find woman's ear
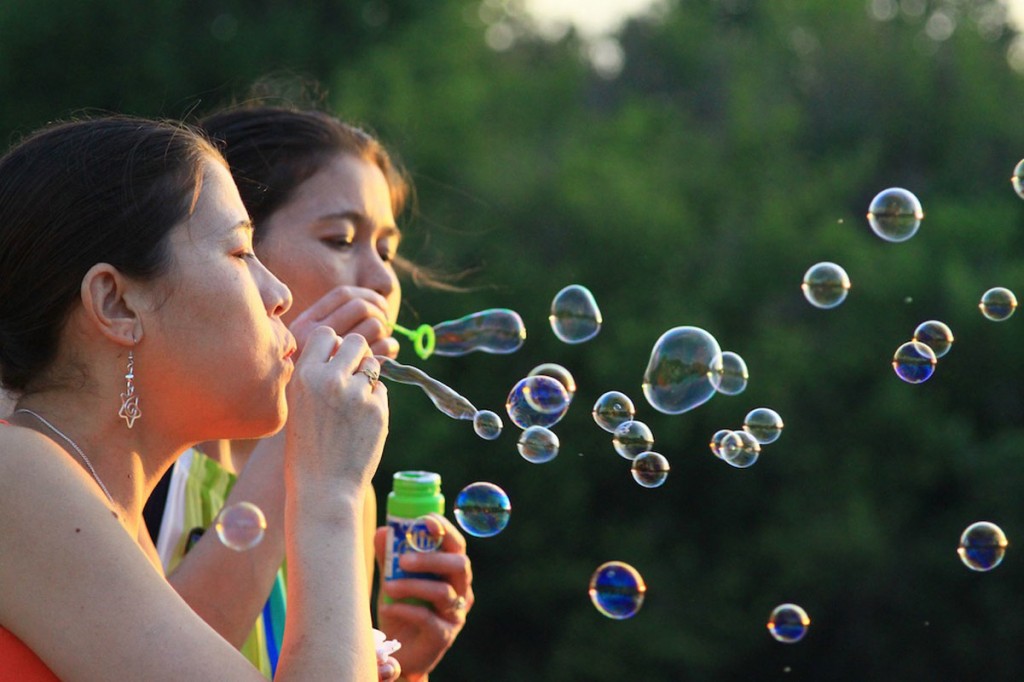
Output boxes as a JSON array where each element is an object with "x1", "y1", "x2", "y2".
[{"x1": 80, "y1": 263, "x2": 144, "y2": 346}]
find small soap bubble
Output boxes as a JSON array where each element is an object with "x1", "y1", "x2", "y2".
[
  {"x1": 767, "y1": 603, "x2": 810, "y2": 643},
  {"x1": 801, "y1": 262, "x2": 851, "y2": 309},
  {"x1": 517, "y1": 425, "x2": 560, "y2": 464},
  {"x1": 1012, "y1": 159, "x2": 1024, "y2": 199},
  {"x1": 612, "y1": 420, "x2": 655, "y2": 461},
  {"x1": 709, "y1": 429, "x2": 732, "y2": 459},
  {"x1": 588, "y1": 561, "x2": 646, "y2": 620},
  {"x1": 473, "y1": 410, "x2": 503, "y2": 440},
  {"x1": 528, "y1": 363, "x2": 577, "y2": 400},
  {"x1": 454, "y1": 482, "x2": 511, "y2": 538},
  {"x1": 506, "y1": 377, "x2": 569, "y2": 430},
  {"x1": 958, "y1": 521, "x2": 1008, "y2": 572},
  {"x1": 642, "y1": 326, "x2": 723, "y2": 415},
  {"x1": 631, "y1": 451, "x2": 669, "y2": 488},
  {"x1": 215, "y1": 501, "x2": 267, "y2": 552},
  {"x1": 892, "y1": 340, "x2": 937, "y2": 384},
  {"x1": 979, "y1": 287, "x2": 1018, "y2": 321},
  {"x1": 710, "y1": 351, "x2": 749, "y2": 396},
  {"x1": 743, "y1": 408, "x2": 784, "y2": 445},
  {"x1": 913, "y1": 320, "x2": 954, "y2": 359},
  {"x1": 721, "y1": 430, "x2": 761, "y2": 468},
  {"x1": 867, "y1": 187, "x2": 924, "y2": 242},
  {"x1": 521, "y1": 375, "x2": 570, "y2": 415},
  {"x1": 404, "y1": 514, "x2": 446, "y2": 553},
  {"x1": 592, "y1": 391, "x2": 636, "y2": 432},
  {"x1": 550, "y1": 284, "x2": 602, "y2": 344}
]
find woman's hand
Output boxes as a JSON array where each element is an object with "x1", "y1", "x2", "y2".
[
  {"x1": 373, "y1": 514, "x2": 474, "y2": 681},
  {"x1": 290, "y1": 285, "x2": 399, "y2": 359}
]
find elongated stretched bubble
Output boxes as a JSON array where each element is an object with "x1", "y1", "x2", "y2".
[
  {"x1": 432, "y1": 309, "x2": 527, "y2": 357},
  {"x1": 378, "y1": 357, "x2": 477, "y2": 420},
  {"x1": 641, "y1": 326, "x2": 722, "y2": 415}
]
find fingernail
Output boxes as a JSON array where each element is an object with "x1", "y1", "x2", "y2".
[{"x1": 379, "y1": 664, "x2": 394, "y2": 678}]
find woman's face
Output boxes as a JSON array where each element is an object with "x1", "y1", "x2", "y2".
[
  {"x1": 139, "y1": 158, "x2": 295, "y2": 441},
  {"x1": 255, "y1": 153, "x2": 402, "y2": 330}
]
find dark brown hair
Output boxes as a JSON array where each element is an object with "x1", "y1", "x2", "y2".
[
  {"x1": 0, "y1": 116, "x2": 220, "y2": 392},
  {"x1": 199, "y1": 104, "x2": 456, "y2": 289}
]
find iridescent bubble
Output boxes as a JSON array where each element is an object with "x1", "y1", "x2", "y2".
[
  {"x1": 404, "y1": 514, "x2": 446, "y2": 553},
  {"x1": 958, "y1": 521, "x2": 1008, "y2": 572},
  {"x1": 709, "y1": 429, "x2": 732, "y2": 459},
  {"x1": 431, "y1": 308, "x2": 527, "y2": 356},
  {"x1": 592, "y1": 391, "x2": 636, "y2": 433},
  {"x1": 979, "y1": 287, "x2": 1018, "y2": 322},
  {"x1": 454, "y1": 482, "x2": 511, "y2": 538},
  {"x1": 506, "y1": 377, "x2": 570, "y2": 430},
  {"x1": 612, "y1": 420, "x2": 655, "y2": 461},
  {"x1": 215, "y1": 501, "x2": 267, "y2": 552},
  {"x1": 631, "y1": 452, "x2": 669, "y2": 488},
  {"x1": 521, "y1": 375, "x2": 570, "y2": 415},
  {"x1": 767, "y1": 603, "x2": 810, "y2": 643},
  {"x1": 550, "y1": 284, "x2": 602, "y2": 344},
  {"x1": 892, "y1": 341, "x2": 937, "y2": 384},
  {"x1": 642, "y1": 326, "x2": 722, "y2": 415},
  {"x1": 517, "y1": 425, "x2": 560, "y2": 464},
  {"x1": 528, "y1": 363, "x2": 577, "y2": 400},
  {"x1": 710, "y1": 351, "x2": 749, "y2": 396},
  {"x1": 588, "y1": 561, "x2": 646, "y2": 620},
  {"x1": 721, "y1": 430, "x2": 761, "y2": 468},
  {"x1": 473, "y1": 410, "x2": 503, "y2": 440},
  {"x1": 1012, "y1": 159, "x2": 1024, "y2": 199},
  {"x1": 801, "y1": 262, "x2": 851, "y2": 309},
  {"x1": 866, "y1": 187, "x2": 924, "y2": 242},
  {"x1": 743, "y1": 408, "x2": 784, "y2": 445},
  {"x1": 913, "y1": 320, "x2": 954, "y2": 359}
]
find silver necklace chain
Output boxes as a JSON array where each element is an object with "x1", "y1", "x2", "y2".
[{"x1": 14, "y1": 408, "x2": 116, "y2": 506}]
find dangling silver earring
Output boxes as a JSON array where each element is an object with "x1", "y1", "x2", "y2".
[{"x1": 118, "y1": 350, "x2": 141, "y2": 429}]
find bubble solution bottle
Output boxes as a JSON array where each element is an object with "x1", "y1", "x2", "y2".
[{"x1": 383, "y1": 470, "x2": 445, "y2": 605}]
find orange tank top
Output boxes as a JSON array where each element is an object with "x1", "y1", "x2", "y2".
[{"x1": 0, "y1": 419, "x2": 59, "y2": 679}]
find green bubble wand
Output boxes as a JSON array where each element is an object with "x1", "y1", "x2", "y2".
[{"x1": 390, "y1": 322, "x2": 436, "y2": 360}]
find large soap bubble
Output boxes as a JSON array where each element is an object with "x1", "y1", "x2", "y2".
[
  {"x1": 866, "y1": 187, "x2": 924, "y2": 242},
  {"x1": 550, "y1": 284, "x2": 602, "y2": 343},
  {"x1": 642, "y1": 326, "x2": 722, "y2": 415}
]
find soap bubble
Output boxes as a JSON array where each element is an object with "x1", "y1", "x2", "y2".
[
  {"x1": 473, "y1": 410, "x2": 503, "y2": 440},
  {"x1": 612, "y1": 420, "x2": 655, "y2": 461},
  {"x1": 642, "y1": 326, "x2": 723, "y2": 415},
  {"x1": 710, "y1": 351, "x2": 749, "y2": 395},
  {"x1": 913, "y1": 320, "x2": 954, "y2": 359},
  {"x1": 958, "y1": 521, "x2": 1008, "y2": 572},
  {"x1": 550, "y1": 284, "x2": 602, "y2": 343},
  {"x1": 767, "y1": 603, "x2": 810, "y2": 643},
  {"x1": 1012, "y1": 159, "x2": 1024, "y2": 199},
  {"x1": 592, "y1": 391, "x2": 636, "y2": 432},
  {"x1": 431, "y1": 308, "x2": 527, "y2": 356},
  {"x1": 979, "y1": 287, "x2": 1018, "y2": 321},
  {"x1": 588, "y1": 561, "x2": 646, "y2": 620},
  {"x1": 801, "y1": 262, "x2": 851, "y2": 309},
  {"x1": 506, "y1": 377, "x2": 570, "y2": 430},
  {"x1": 721, "y1": 430, "x2": 761, "y2": 468},
  {"x1": 743, "y1": 408, "x2": 784, "y2": 445},
  {"x1": 709, "y1": 429, "x2": 732, "y2": 459},
  {"x1": 520, "y1": 375, "x2": 570, "y2": 414},
  {"x1": 631, "y1": 452, "x2": 670, "y2": 488},
  {"x1": 517, "y1": 425, "x2": 560, "y2": 464},
  {"x1": 454, "y1": 482, "x2": 511, "y2": 538},
  {"x1": 892, "y1": 341, "x2": 937, "y2": 384},
  {"x1": 866, "y1": 187, "x2": 924, "y2": 242},
  {"x1": 404, "y1": 515, "x2": 446, "y2": 553},
  {"x1": 215, "y1": 501, "x2": 267, "y2": 552},
  {"x1": 528, "y1": 363, "x2": 577, "y2": 400}
]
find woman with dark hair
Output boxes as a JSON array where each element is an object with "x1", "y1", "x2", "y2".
[
  {"x1": 144, "y1": 104, "x2": 473, "y2": 682},
  {"x1": 0, "y1": 116, "x2": 395, "y2": 680}
]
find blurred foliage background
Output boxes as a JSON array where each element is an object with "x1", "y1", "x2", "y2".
[{"x1": 5, "y1": 0, "x2": 1024, "y2": 678}]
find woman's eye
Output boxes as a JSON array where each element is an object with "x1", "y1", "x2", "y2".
[
  {"x1": 325, "y1": 236, "x2": 355, "y2": 249},
  {"x1": 378, "y1": 238, "x2": 399, "y2": 262}
]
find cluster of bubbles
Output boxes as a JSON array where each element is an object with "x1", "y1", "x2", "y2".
[
  {"x1": 890, "y1": 320, "x2": 953, "y2": 384},
  {"x1": 706, "y1": 407, "x2": 784, "y2": 470}
]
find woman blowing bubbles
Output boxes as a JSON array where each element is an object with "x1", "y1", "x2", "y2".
[
  {"x1": 0, "y1": 117, "x2": 396, "y2": 679},
  {"x1": 143, "y1": 102, "x2": 474, "y2": 681}
]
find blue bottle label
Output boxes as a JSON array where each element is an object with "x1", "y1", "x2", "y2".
[{"x1": 384, "y1": 515, "x2": 442, "y2": 582}]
